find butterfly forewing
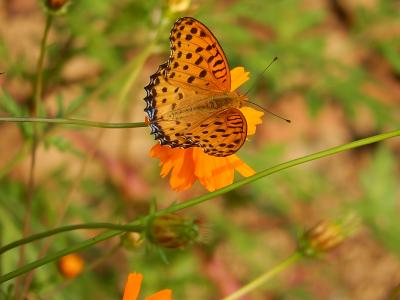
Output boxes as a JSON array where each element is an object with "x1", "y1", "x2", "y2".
[{"x1": 166, "y1": 17, "x2": 231, "y2": 92}]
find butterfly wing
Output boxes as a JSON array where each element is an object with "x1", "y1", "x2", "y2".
[
  {"x1": 165, "y1": 17, "x2": 231, "y2": 92},
  {"x1": 145, "y1": 63, "x2": 202, "y2": 148},
  {"x1": 144, "y1": 17, "x2": 246, "y2": 156},
  {"x1": 186, "y1": 108, "x2": 248, "y2": 157}
]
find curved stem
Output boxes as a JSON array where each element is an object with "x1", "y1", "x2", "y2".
[
  {"x1": 0, "y1": 117, "x2": 146, "y2": 129},
  {"x1": 157, "y1": 129, "x2": 400, "y2": 214},
  {"x1": 0, "y1": 129, "x2": 399, "y2": 283},
  {"x1": 222, "y1": 252, "x2": 302, "y2": 300},
  {"x1": 0, "y1": 228, "x2": 127, "y2": 284},
  {"x1": 0, "y1": 223, "x2": 143, "y2": 255}
]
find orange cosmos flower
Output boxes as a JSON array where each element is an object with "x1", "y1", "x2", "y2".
[
  {"x1": 123, "y1": 273, "x2": 172, "y2": 300},
  {"x1": 149, "y1": 67, "x2": 264, "y2": 192}
]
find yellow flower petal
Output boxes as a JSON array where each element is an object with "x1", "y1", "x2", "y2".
[
  {"x1": 145, "y1": 289, "x2": 173, "y2": 300},
  {"x1": 240, "y1": 106, "x2": 264, "y2": 136},
  {"x1": 123, "y1": 273, "x2": 143, "y2": 300},
  {"x1": 228, "y1": 155, "x2": 255, "y2": 177},
  {"x1": 151, "y1": 144, "x2": 254, "y2": 192},
  {"x1": 230, "y1": 66, "x2": 250, "y2": 91}
]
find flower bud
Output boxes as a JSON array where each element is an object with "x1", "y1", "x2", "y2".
[
  {"x1": 57, "y1": 253, "x2": 84, "y2": 278},
  {"x1": 46, "y1": 0, "x2": 68, "y2": 9},
  {"x1": 146, "y1": 214, "x2": 199, "y2": 249},
  {"x1": 121, "y1": 232, "x2": 144, "y2": 251},
  {"x1": 42, "y1": 0, "x2": 71, "y2": 15},
  {"x1": 298, "y1": 216, "x2": 359, "y2": 257},
  {"x1": 167, "y1": 0, "x2": 191, "y2": 13}
]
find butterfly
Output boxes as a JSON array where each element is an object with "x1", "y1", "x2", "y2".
[{"x1": 144, "y1": 17, "x2": 249, "y2": 157}]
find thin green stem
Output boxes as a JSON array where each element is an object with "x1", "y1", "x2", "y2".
[
  {"x1": 0, "y1": 130, "x2": 398, "y2": 283},
  {"x1": 34, "y1": 15, "x2": 52, "y2": 114},
  {"x1": 156, "y1": 129, "x2": 400, "y2": 214},
  {"x1": 0, "y1": 229, "x2": 126, "y2": 284},
  {"x1": 221, "y1": 252, "x2": 302, "y2": 300},
  {"x1": 15, "y1": 14, "x2": 159, "y2": 294},
  {"x1": 15, "y1": 15, "x2": 53, "y2": 300},
  {"x1": 0, "y1": 223, "x2": 143, "y2": 255},
  {"x1": 43, "y1": 243, "x2": 121, "y2": 298},
  {"x1": 0, "y1": 117, "x2": 146, "y2": 129}
]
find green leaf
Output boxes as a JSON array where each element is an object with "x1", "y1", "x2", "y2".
[
  {"x1": 357, "y1": 146, "x2": 400, "y2": 253},
  {"x1": 0, "y1": 91, "x2": 23, "y2": 116},
  {"x1": 0, "y1": 91, "x2": 34, "y2": 138},
  {"x1": 43, "y1": 135, "x2": 82, "y2": 156}
]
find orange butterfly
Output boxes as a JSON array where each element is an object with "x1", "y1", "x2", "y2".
[{"x1": 145, "y1": 17, "x2": 249, "y2": 157}]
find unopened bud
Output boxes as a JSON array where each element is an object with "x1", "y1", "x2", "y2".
[
  {"x1": 42, "y1": 0, "x2": 71, "y2": 14},
  {"x1": 47, "y1": 0, "x2": 68, "y2": 9},
  {"x1": 121, "y1": 232, "x2": 144, "y2": 251},
  {"x1": 298, "y1": 216, "x2": 359, "y2": 257},
  {"x1": 167, "y1": 0, "x2": 191, "y2": 13},
  {"x1": 58, "y1": 253, "x2": 84, "y2": 278},
  {"x1": 146, "y1": 214, "x2": 199, "y2": 249}
]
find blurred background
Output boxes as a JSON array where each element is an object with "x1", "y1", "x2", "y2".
[{"x1": 0, "y1": 0, "x2": 399, "y2": 299}]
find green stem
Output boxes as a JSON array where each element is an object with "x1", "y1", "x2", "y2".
[
  {"x1": 15, "y1": 15, "x2": 53, "y2": 300},
  {"x1": 0, "y1": 229, "x2": 127, "y2": 284},
  {"x1": 0, "y1": 117, "x2": 146, "y2": 129},
  {"x1": 34, "y1": 15, "x2": 52, "y2": 114},
  {"x1": 222, "y1": 252, "x2": 302, "y2": 300},
  {"x1": 157, "y1": 129, "x2": 400, "y2": 214},
  {"x1": 0, "y1": 223, "x2": 143, "y2": 255},
  {"x1": 42, "y1": 243, "x2": 121, "y2": 298},
  {"x1": 0, "y1": 129, "x2": 399, "y2": 283}
]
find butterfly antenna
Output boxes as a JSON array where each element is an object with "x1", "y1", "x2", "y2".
[
  {"x1": 243, "y1": 57, "x2": 291, "y2": 123},
  {"x1": 244, "y1": 56, "x2": 278, "y2": 97},
  {"x1": 245, "y1": 100, "x2": 291, "y2": 123}
]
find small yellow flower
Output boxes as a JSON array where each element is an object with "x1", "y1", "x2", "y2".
[{"x1": 150, "y1": 67, "x2": 263, "y2": 192}]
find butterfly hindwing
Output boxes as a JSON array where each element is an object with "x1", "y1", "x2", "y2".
[{"x1": 185, "y1": 108, "x2": 247, "y2": 157}]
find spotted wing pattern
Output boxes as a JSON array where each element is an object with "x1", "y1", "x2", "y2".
[
  {"x1": 144, "y1": 17, "x2": 247, "y2": 157},
  {"x1": 144, "y1": 62, "x2": 211, "y2": 149},
  {"x1": 165, "y1": 17, "x2": 231, "y2": 92},
  {"x1": 187, "y1": 108, "x2": 248, "y2": 157}
]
